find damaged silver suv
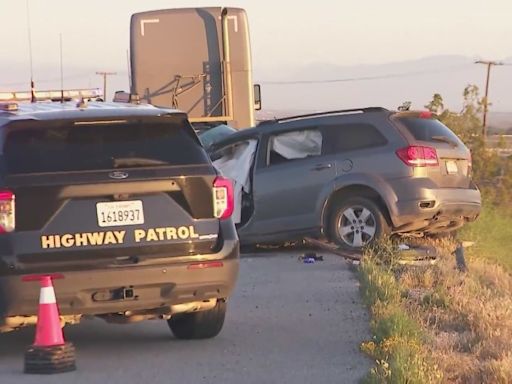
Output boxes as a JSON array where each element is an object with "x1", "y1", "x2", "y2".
[{"x1": 206, "y1": 107, "x2": 481, "y2": 249}]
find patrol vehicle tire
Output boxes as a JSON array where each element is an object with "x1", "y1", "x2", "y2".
[{"x1": 167, "y1": 300, "x2": 227, "y2": 339}]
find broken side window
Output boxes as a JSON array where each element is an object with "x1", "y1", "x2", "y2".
[{"x1": 268, "y1": 129, "x2": 323, "y2": 165}]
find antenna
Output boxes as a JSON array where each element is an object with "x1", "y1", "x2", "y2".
[
  {"x1": 26, "y1": 0, "x2": 36, "y2": 102},
  {"x1": 126, "y1": 49, "x2": 132, "y2": 91},
  {"x1": 60, "y1": 33, "x2": 64, "y2": 102}
]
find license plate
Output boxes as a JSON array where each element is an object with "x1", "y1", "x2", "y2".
[
  {"x1": 96, "y1": 200, "x2": 144, "y2": 227},
  {"x1": 446, "y1": 160, "x2": 458, "y2": 174}
]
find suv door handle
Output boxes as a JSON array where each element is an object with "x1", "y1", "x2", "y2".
[{"x1": 311, "y1": 163, "x2": 332, "y2": 171}]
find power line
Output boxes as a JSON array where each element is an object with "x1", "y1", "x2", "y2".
[{"x1": 258, "y1": 64, "x2": 473, "y2": 85}]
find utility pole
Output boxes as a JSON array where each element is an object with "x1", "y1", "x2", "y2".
[
  {"x1": 475, "y1": 60, "x2": 504, "y2": 142},
  {"x1": 96, "y1": 71, "x2": 117, "y2": 101}
]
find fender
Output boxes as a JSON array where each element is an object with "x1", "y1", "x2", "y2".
[{"x1": 315, "y1": 172, "x2": 400, "y2": 229}]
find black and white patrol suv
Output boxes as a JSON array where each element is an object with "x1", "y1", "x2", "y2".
[{"x1": 0, "y1": 100, "x2": 239, "y2": 339}]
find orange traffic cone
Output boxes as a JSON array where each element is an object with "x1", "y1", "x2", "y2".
[{"x1": 23, "y1": 274, "x2": 76, "y2": 374}]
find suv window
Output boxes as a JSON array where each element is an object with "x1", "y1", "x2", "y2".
[
  {"x1": 3, "y1": 116, "x2": 209, "y2": 174},
  {"x1": 326, "y1": 123, "x2": 387, "y2": 153},
  {"x1": 268, "y1": 129, "x2": 323, "y2": 165},
  {"x1": 398, "y1": 117, "x2": 463, "y2": 145}
]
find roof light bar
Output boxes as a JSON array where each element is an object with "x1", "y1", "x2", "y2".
[{"x1": 0, "y1": 88, "x2": 103, "y2": 103}]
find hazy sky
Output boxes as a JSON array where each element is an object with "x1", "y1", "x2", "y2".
[{"x1": 1, "y1": 1, "x2": 511, "y2": 110}]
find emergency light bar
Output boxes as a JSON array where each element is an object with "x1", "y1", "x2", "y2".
[{"x1": 0, "y1": 88, "x2": 103, "y2": 103}]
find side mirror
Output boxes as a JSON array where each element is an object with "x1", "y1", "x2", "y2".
[{"x1": 254, "y1": 84, "x2": 262, "y2": 111}]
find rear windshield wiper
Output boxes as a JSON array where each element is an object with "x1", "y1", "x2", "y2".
[
  {"x1": 431, "y1": 135, "x2": 458, "y2": 148},
  {"x1": 112, "y1": 157, "x2": 169, "y2": 168}
]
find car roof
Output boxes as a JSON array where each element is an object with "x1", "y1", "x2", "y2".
[
  {"x1": 0, "y1": 101, "x2": 183, "y2": 126},
  {"x1": 210, "y1": 107, "x2": 394, "y2": 148}
]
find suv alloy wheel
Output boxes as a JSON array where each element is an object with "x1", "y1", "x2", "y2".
[{"x1": 330, "y1": 197, "x2": 389, "y2": 249}]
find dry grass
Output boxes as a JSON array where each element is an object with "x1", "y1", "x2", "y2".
[
  {"x1": 359, "y1": 238, "x2": 512, "y2": 383},
  {"x1": 398, "y1": 241, "x2": 512, "y2": 383}
]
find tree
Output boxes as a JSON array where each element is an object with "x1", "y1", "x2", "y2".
[
  {"x1": 425, "y1": 86, "x2": 503, "y2": 192},
  {"x1": 424, "y1": 93, "x2": 444, "y2": 114}
]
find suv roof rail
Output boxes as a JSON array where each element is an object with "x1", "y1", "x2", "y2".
[{"x1": 259, "y1": 107, "x2": 388, "y2": 125}]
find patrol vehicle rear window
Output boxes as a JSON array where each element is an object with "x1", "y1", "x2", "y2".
[{"x1": 3, "y1": 117, "x2": 209, "y2": 174}]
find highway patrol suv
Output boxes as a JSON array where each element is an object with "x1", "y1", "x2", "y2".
[{"x1": 0, "y1": 100, "x2": 239, "y2": 339}]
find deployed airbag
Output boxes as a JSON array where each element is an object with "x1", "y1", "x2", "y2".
[{"x1": 213, "y1": 140, "x2": 257, "y2": 223}]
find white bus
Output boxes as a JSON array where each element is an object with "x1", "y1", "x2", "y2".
[{"x1": 130, "y1": 7, "x2": 260, "y2": 130}]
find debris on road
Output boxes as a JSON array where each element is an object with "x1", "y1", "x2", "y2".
[
  {"x1": 298, "y1": 252, "x2": 324, "y2": 264},
  {"x1": 396, "y1": 244, "x2": 438, "y2": 266},
  {"x1": 303, "y1": 238, "x2": 362, "y2": 261},
  {"x1": 304, "y1": 237, "x2": 443, "y2": 267}
]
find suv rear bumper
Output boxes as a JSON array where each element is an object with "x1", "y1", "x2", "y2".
[
  {"x1": 0, "y1": 229, "x2": 239, "y2": 318},
  {"x1": 391, "y1": 187, "x2": 481, "y2": 233}
]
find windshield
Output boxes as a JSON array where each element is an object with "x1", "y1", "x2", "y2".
[{"x1": 198, "y1": 124, "x2": 237, "y2": 150}]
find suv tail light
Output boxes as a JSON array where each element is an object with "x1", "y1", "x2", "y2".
[
  {"x1": 213, "y1": 176, "x2": 234, "y2": 219},
  {"x1": 0, "y1": 190, "x2": 15, "y2": 233},
  {"x1": 396, "y1": 146, "x2": 439, "y2": 167}
]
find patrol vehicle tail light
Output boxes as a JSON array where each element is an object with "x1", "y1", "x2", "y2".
[
  {"x1": 0, "y1": 191, "x2": 15, "y2": 233},
  {"x1": 396, "y1": 146, "x2": 439, "y2": 167},
  {"x1": 213, "y1": 176, "x2": 234, "y2": 219}
]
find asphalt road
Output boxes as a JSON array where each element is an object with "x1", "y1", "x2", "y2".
[{"x1": 0, "y1": 251, "x2": 371, "y2": 384}]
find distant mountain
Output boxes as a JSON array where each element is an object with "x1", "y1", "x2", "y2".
[
  {"x1": 2, "y1": 54, "x2": 511, "y2": 122},
  {"x1": 254, "y1": 55, "x2": 512, "y2": 114},
  {"x1": 488, "y1": 112, "x2": 512, "y2": 133}
]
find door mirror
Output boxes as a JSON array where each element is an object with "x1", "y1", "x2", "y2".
[{"x1": 254, "y1": 84, "x2": 262, "y2": 111}]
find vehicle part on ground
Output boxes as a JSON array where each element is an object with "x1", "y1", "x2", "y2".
[
  {"x1": 303, "y1": 237, "x2": 362, "y2": 261},
  {"x1": 167, "y1": 299, "x2": 227, "y2": 339},
  {"x1": 303, "y1": 237, "x2": 440, "y2": 266}
]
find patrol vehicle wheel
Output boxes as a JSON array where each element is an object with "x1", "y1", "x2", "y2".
[{"x1": 167, "y1": 300, "x2": 227, "y2": 339}]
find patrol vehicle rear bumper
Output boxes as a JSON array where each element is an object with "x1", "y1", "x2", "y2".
[{"x1": 0, "y1": 232, "x2": 239, "y2": 319}]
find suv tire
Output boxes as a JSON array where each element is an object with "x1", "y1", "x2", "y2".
[
  {"x1": 167, "y1": 300, "x2": 227, "y2": 339},
  {"x1": 329, "y1": 197, "x2": 389, "y2": 249}
]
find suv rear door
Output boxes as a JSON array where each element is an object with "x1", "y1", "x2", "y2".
[
  {"x1": 1, "y1": 114, "x2": 222, "y2": 271},
  {"x1": 393, "y1": 114, "x2": 473, "y2": 188}
]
